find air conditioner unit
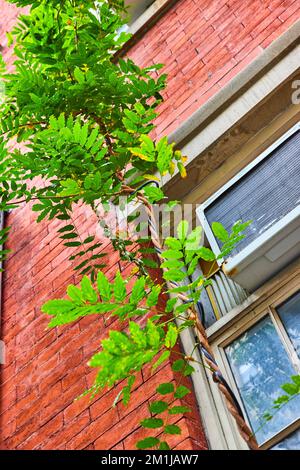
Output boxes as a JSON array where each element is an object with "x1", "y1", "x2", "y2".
[{"x1": 197, "y1": 122, "x2": 300, "y2": 292}]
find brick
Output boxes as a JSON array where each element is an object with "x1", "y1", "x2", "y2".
[
  {"x1": 66, "y1": 408, "x2": 119, "y2": 449},
  {"x1": 39, "y1": 377, "x2": 86, "y2": 426},
  {"x1": 44, "y1": 410, "x2": 90, "y2": 450},
  {"x1": 17, "y1": 413, "x2": 63, "y2": 450},
  {"x1": 118, "y1": 365, "x2": 174, "y2": 418},
  {"x1": 16, "y1": 382, "x2": 62, "y2": 429},
  {"x1": 278, "y1": 1, "x2": 300, "y2": 21},
  {"x1": 94, "y1": 403, "x2": 148, "y2": 450}
]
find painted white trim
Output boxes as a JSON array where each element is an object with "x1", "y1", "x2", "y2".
[
  {"x1": 176, "y1": 314, "x2": 229, "y2": 450},
  {"x1": 224, "y1": 206, "x2": 300, "y2": 272}
]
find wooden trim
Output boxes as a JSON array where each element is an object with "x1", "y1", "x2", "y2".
[{"x1": 260, "y1": 417, "x2": 300, "y2": 450}]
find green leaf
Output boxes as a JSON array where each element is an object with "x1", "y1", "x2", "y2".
[
  {"x1": 146, "y1": 319, "x2": 162, "y2": 349},
  {"x1": 177, "y1": 221, "x2": 188, "y2": 241},
  {"x1": 185, "y1": 226, "x2": 202, "y2": 250},
  {"x1": 143, "y1": 185, "x2": 165, "y2": 203},
  {"x1": 184, "y1": 364, "x2": 195, "y2": 376},
  {"x1": 60, "y1": 232, "x2": 78, "y2": 239},
  {"x1": 149, "y1": 400, "x2": 169, "y2": 414},
  {"x1": 114, "y1": 271, "x2": 126, "y2": 302},
  {"x1": 81, "y1": 276, "x2": 98, "y2": 303},
  {"x1": 146, "y1": 285, "x2": 161, "y2": 307},
  {"x1": 163, "y1": 269, "x2": 186, "y2": 282},
  {"x1": 165, "y1": 237, "x2": 182, "y2": 250},
  {"x1": 136, "y1": 437, "x2": 160, "y2": 449},
  {"x1": 130, "y1": 277, "x2": 146, "y2": 304},
  {"x1": 174, "y1": 385, "x2": 190, "y2": 399},
  {"x1": 67, "y1": 285, "x2": 84, "y2": 305},
  {"x1": 129, "y1": 322, "x2": 147, "y2": 348},
  {"x1": 165, "y1": 324, "x2": 178, "y2": 349},
  {"x1": 161, "y1": 259, "x2": 184, "y2": 270},
  {"x1": 97, "y1": 272, "x2": 111, "y2": 302},
  {"x1": 122, "y1": 375, "x2": 136, "y2": 406},
  {"x1": 162, "y1": 250, "x2": 182, "y2": 260},
  {"x1": 152, "y1": 350, "x2": 170, "y2": 372},
  {"x1": 291, "y1": 375, "x2": 300, "y2": 386},
  {"x1": 212, "y1": 222, "x2": 229, "y2": 243},
  {"x1": 168, "y1": 405, "x2": 191, "y2": 415},
  {"x1": 165, "y1": 298, "x2": 177, "y2": 313},
  {"x1": 140, "y1": 418, "x2": 163, "y2": 429},
  {"x1": 281, "y1": 383, "x2": 299, "y2": 396},
  {"x1": 74, "y1": 67, "x2": 85, "y2": 84},
  {"x1": 159, "y1": 441, "x2": 170, "y2": 450},
  {"x1": 197, "y1": 247, "x2": 216, "y2": 261},
  {"x1": 172, "y1": 359, "x2": 185, "y2": 372},
  {"x1": 41, "y1": 299, "x2": 74, "y2": 315},
  {"x1": 83, "y1": 235, "x2": 95, "y2": 244},
  {"x1": 57, "y1": 224, "x2": 75, "y2": 233},
  {"x1": 156, "y1": 382, "x2": 174, "y2": 395},
  {"x1": 164, "y1": 424, "x2": 181, "y2": 435}
]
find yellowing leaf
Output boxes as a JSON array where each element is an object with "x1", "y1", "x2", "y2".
[
  {"x1": 129, "y1": 148, "x2": 153, "y2": 161},
  {"x1": 178, "y1": 162, "x2": 187, "y2": 178},
  {"x1": 144, "y1": 174, "x2": 160, "y2": 182},
  {"x1": 169, "y1": 161, "x2": 175, "y2": 175}
]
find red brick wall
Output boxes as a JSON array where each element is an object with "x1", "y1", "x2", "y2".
[
  {"x1": 127, "y1": 0, "x2": 300, "y2": 139},
  {"x1": 1, "y1": 0, "x2": 300, "y2": 451}
]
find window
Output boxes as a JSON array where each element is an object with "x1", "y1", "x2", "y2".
[
  {"x1": 199, "y1": 123, "x2": 300, "y2": 259},
  {"x1": 211, "y1": 275, "x2": 300, "y2": 449},
  {"x1": 196, "y1": 122, "x2": 300, "y2": 293},
  {"x1": 126, "y1": 0, "x2": 156, "y2": 25}
]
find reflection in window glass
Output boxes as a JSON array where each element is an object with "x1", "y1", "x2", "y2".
[
  {"x1": 225, "y1": 316, "x2": 300, "y2": 445},
  {"x1": 271, "y1": 428, "x2": 300, "y2": 450},
  {"x1": 277, "y1": 291, "x2": 300, "y2": 358}
]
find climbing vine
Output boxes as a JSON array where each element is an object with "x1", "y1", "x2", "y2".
[{"x1": 0, "y1": 0, "x2": 264, "y2": 450}]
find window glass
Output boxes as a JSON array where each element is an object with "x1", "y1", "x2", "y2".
[
  {"x1": 271, "y1": 428, "x2": 300, "y2": 450},
  {"x1": 205, "y1": 129, "x2": 300, "y2": 257},
  {"x1": 225, "y1": 315, "x2": 300, "y2": 445},
  {"x1": 277, "y1": 291, "x2": 300, "y2": 359}
]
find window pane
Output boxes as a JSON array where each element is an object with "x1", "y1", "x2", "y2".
[
  {"x1": 277, "y1": 291, "x2": 300, "y2": 358},
  {"x1": 205, "y1": 129, "x2": 300, "y2": 256},
  {"x1": 271, "y1": 428, "x2": 300, "y2": 450},
  {"x1": 225, "y1": 316, "x2": 300, "y2": 445}
]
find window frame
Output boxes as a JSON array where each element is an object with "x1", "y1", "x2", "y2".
[
  {"x1": 126, "y1": 0, "x2": 174, "y2": 35},
  {"x1": 196, "y1": 121, "x2": 300, "y2": 266},
  {"x1": 211, "y1": 269, "x2": 300, "y2": 450}
]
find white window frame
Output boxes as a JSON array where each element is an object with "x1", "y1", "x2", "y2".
[
  {"x1": 209, "y1": 266, "x2": 300, "y2": 450},
  {"x1": 196, "y1": 121, "x2": 300, "y2": 266}
]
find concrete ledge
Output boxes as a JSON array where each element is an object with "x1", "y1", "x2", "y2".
[{"x1": 169, "y1": 20, "x2": 300, "y2": 148}]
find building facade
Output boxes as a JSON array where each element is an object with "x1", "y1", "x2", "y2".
[{"x1": 0, "y1": 0, "x2": 300, "y2": 450}]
